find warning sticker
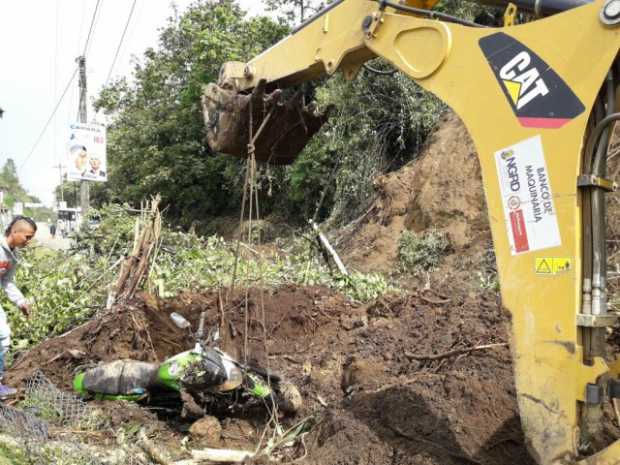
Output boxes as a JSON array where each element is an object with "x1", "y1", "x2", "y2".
[
  {"x1": 495, "y1": 136, "x2": 561, "y2": 255},
  {"x1": 535, "y1": 257, "x2": 571, "y2": 275}
]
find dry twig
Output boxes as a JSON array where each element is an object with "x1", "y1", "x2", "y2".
[
  {"x1": 405, "y1": 343, "x2": 507, "y2": 361},
  {"x1": 138, "y1": 429, "x2": 174, "y2": 465}
]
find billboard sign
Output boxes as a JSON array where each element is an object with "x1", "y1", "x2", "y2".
[{"x1": 67, "y1": 123, "x2": 107, "y2": 182}]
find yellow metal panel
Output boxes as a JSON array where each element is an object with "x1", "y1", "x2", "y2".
[
  {"x1": 362, "y1": 2, "x2": 620, "y2": 463},
  {"x1": 402, "y1": 0, "x2": 441, "y2": 10},
  {"x1": 215, "y1": 0, "x2": 620, "y2": 462},
  {"x1": 242, "y1": 1, "x2": 375, "y2": 89}
]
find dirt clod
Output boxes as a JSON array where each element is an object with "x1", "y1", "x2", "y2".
[{"x1": 190, "y1": 415, "x2": 222, "y2": 446}]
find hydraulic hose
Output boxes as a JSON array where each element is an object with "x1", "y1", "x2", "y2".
[
  {"x1": 581, "y1": 100, "x2": 604, "y2": 317},
  {"x1": 590, "y1": 72, "x2": 615, "y2": 316},
  {"x1": 375, "y1": 1, "x2": 486, "y2": 27},
  {"x1": 470, "y1": 0, "x2": 591, "y2": 16},
  {"x1": 580, "y1": 74, "x2": 616, "y2": 362}
]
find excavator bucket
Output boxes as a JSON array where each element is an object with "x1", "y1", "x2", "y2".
[{"x1": 201, "y1": 80, "x2": 331, "y2": 165}]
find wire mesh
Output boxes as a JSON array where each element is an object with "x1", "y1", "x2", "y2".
[
  {"x1": 0, "y1": 371, "x2": 148, "y2": 464},
  {"x1": 23, "y1": 369, "x2": 93, "y2": 427},
  {"x1": 0, "y1": 371, "x2": 113, "y2": 464},
  {"x1": 0, "y1": 403, "x2": 49, "y2": 440}
]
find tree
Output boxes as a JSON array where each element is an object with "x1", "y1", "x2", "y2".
[
  {"x1": 92, "y1": 1, "x2": 289, "y2": 226},
  {"x1": 1, "y1": 159, "x2": 20, "y2": 192},
  {"x1": 54, "y1": 180, "x2": 81, "y2": 208},
  {"x1": 263, "y1": 0, "x2": 324, "y2": 23},
  {"x1": 0, "y1": 158, "x2": 37, "y2": 206}
]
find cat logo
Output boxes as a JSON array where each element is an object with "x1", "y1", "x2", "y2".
[
  {"x1": 479, "y1": 33, "x2": 584, "y2": 129},
  {"x1": 500, "y1": 52, "x2": 549, "y2": 111}
]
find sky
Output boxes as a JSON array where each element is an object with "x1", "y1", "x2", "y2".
[{"x1": 0, "y1": 0, "x2": 269, "y2": 206}]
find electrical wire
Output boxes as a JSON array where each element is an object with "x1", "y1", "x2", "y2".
[
  {"x1": 105, "y1": 0, "x2": 138, "y2": 86},
  {"x1": 82, "y1": 0, "x2": 102, "y2": 56},
  {"x1": 20, "y1": 67, "x2": 79, "y2": 170}
]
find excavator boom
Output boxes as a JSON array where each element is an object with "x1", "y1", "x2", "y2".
[{"x1": 203, "y1": 1, "x2": 620, "y2": 463}]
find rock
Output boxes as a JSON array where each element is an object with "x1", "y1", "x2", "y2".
[
  {"x1": 341, "y1": 314, "x2": 368, "y2": 331},
  {"x1": 189, "y1": 416, "x2": 222, "y2": 446},
  {"x1": 341, "y1": 356, "x2": 384, "y2": 393}
]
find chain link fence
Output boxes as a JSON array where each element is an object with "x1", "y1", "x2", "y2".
[
  {"x1": 0, "y1": 370, "x2": 113, "y2": 465},
  {"x1": 23, "y1": 370, "x2": 94, "y2": 427}
]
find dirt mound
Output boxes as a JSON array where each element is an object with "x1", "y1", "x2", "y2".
[
  {"x1": 7, "y1": 285, "x2": 532, "y2": 465},
  {"x1": 298, "y1": 289, "x2": 533, "y2": 465},
  {"x1": 338, "y1": 112, "x2": 489, "y2": 273},
  {"x1": 7, "y1": 286, "x2": 348, "y2": 391}
]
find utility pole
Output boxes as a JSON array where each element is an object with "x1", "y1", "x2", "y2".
[
  {"x1": 52, "y1": 163, "x2": 64, "y2": 203},
  {"x1": 77, "y1": 55, "x2": 89, "y2": 220}
]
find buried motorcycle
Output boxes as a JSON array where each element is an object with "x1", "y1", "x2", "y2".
[{"x1": 73, "y1": 311, "x2": 302, "y2": 415}]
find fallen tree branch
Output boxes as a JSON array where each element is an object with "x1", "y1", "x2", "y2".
[
  {"x1": 405, "y1": 343, "x2": 507, "y2": 361},
  {"x1": 138, "y1": 429, "x2": 174, "y2": 465},
  {"x1": 190, "y1": 447, "x2": 255, "y2": 462},
  {"x1": 309, "y1": 219, "x2": 348, "y2": 276},
  {"x1": 114, "y1": 196, "x2": 162, "y2": 306}
]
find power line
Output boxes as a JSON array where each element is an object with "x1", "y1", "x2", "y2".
[
  {"x1": 82, "y1": 0, "x2": 102, "y2": 56},
  {"x1": 105, "y1": 0, "x2": 137, "y2": 86},
  {"x1": 20, "y1": 67, "x2": 79, "y2": 170}
]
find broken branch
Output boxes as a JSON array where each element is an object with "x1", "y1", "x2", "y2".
[{"x1": 405, "y1": 343, "x2": 507, "y2": 361}]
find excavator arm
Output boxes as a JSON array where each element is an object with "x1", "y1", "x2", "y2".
[{"x1": 202, "y1": 1, "x2": 620, "y2": 463}]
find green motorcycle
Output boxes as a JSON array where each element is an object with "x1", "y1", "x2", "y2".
[{"x1": 73, "y1": 312, "x2": 302, "y2": 415}]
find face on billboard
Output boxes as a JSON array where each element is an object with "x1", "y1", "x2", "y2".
[{"x1": 67, "y1": 124, "x2": 107, "y2": 182}]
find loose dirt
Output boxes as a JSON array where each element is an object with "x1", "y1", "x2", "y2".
[
  {"x1": 7, "y1": 284, "x2": 533, "y2": 465},
  {"x1": 338, "y1": 112, "x2": 489, "y2": 275}
]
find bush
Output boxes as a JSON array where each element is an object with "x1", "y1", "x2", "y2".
[{"x1": 398, "y1": 230, "x2": 451, "y2": 273}]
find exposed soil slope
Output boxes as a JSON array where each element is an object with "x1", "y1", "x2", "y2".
[{"x1": 338, "y1": 112, "x2": 489, "y2": 274}]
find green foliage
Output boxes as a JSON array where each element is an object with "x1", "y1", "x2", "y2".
[
  {"x1": 0, "y1": 247, "x2": 108, "y2": 350},
  {"x1": 0, "y1": 444, "x2": 28, "y2": 465},
  {"x1": 263, "y1": 0, "x2": 324, "y2": 23},
  {"x1": 332, "y1": 272, "x2": 394, "y2": 302},
  {"x1": 311, "y1": 71, "x2": 445, "y2": 225},
  {"x1": 91, "y1": 1, "x2": 289, "y2": 226},
  {"x1": 2, "y1": 204, "x2": 396, "y2": 351},
  {"x1": 54, "y1": 181, "x2": 81, "y2": 208},
  {"x1": 398, "y1": 230, "x2": 450, "y2": 273}
]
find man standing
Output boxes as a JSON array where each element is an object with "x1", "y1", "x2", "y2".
[{"x1": 0, "y1": 216, "x2": 36, "y2": 397}]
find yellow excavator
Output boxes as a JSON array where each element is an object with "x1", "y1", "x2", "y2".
[{"x1": 202, "y1": 0, "x2": 620, "y2": 463}]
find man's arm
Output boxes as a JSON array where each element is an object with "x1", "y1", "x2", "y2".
[{"x1": 1, "y1": 266, "x2": 27, "y2": 310}]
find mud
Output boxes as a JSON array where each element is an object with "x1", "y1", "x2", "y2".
[{"x1": 7, "y1": 284, "x2": 533, "y2": 465}]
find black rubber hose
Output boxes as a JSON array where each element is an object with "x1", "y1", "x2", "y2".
[
  {"x1": 470, "y1": 0, "x2": 591, "y2": 16},
  {"x1": 375, "y1": 0, "x2": 487, "y2": 27}
]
